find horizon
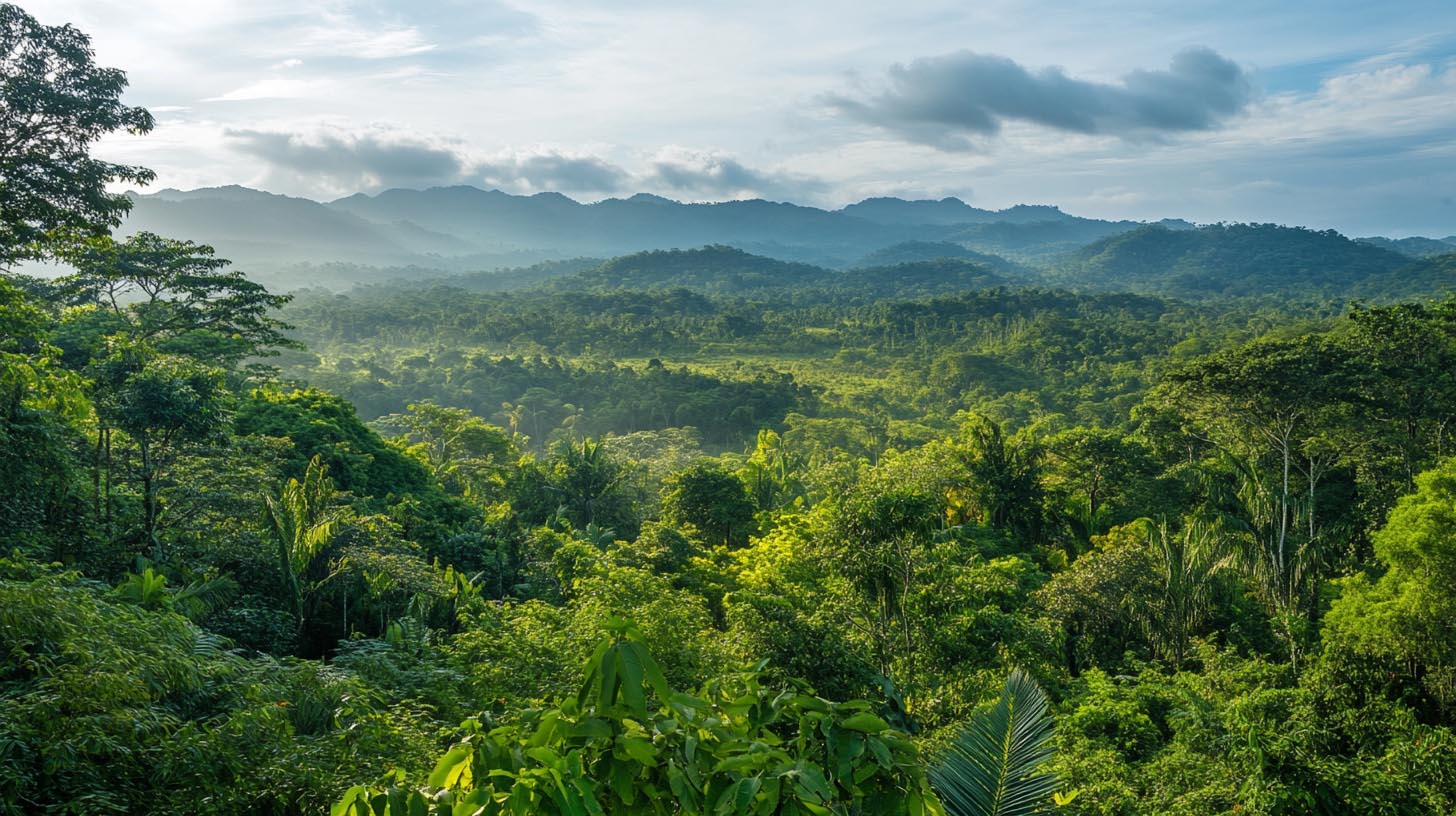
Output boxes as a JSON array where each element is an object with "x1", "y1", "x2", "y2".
[{"x1": 20, "y1": 0, "x2": 1456, "y2": 238}]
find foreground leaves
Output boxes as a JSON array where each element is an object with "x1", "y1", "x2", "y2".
[
  {"x1": 930, "y1": 670, "x2": 1057, "y2": 816},
  {"x1": 335, "y1": 617, "x2": 944, "y2": 815}
]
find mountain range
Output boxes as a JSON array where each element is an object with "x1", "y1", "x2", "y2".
[
  {"x1": 114, "y1": 185, "x2": 1178, "y2": 289},
  {"x1": 113, "y1": 185, "x2": 1454, "y2": 299}
]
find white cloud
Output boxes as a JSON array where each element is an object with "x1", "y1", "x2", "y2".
[
  {"x1": 205, "y1": 78, "x2": 335, "y2": 102},
  {"x1": 282, "y1": 17, "x2": 436, "y2": 61}
]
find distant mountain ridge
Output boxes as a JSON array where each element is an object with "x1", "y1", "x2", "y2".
[
  {"x1": 111, "y1": 184, "x2": 1452, "y2": 298},
  {"x1": 840, "y1": 197, "x2": 1076, "y2": 226},
  {"x1": 113, "y1": 184, "x2": 1189, "y2": 290}
]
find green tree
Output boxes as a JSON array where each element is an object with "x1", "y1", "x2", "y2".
[
  {"x1": 90, "y1": 345, "x2": 232, "y2": 558},
  {"x1": 952, "y1": 416, "x2": 1045, "y2": 543},
  {"x1": 1044, "y1": 428, "x2": 1156, "y2": 541},
  {"x1": 1159, "y1": 336, "x2": 1356, "y2": 666},
  {"x1": 58, "y1": 231, "x2": 294, "y2": 367},
  {"x1": 1145, "y1": 519, "x2": 1234, "y2": 668},
  {"x1": 737, "y1": 428, "x2": 807, "y2": 512},
  {"x1": 548, "y1": 437, "x2": 638, "y2": 536},
  {"x1": 1036, "y1": 523, "x2": 1159, "y2": 674},
  {"x1": 1325, "y1": 457, "x2": 1456, "y2": 715},
  {"x1": 1344, "y1": 301, "x2": 1456, "y2": 494},
  {"x1": 0, "y1": 3, "x2": 154, "y2": 265},
  {"x1": 662, "y1": 463, "x2": 757, "y2": 548},
  {"x1": 378, "y1": 401, "x2": 517, "y2": 500},
  {"x1": 0, "y1": 276, "x2": 88, "y2": 550}
]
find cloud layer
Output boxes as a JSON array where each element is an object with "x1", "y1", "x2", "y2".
[
  {"x1": 830, "y1": 48, "x2": 1253, "y2": 150},
  {"x1": 478, "y1": 153, "x2": 629, "y2": 194},
  {"x1": 646, "y1": 149, "x2": 829, "y2": 200},
  {"x1": 226, "y1": 128, "x2": 473, "y2": 192},
  {"x1": 224, "y1": 128, "x2": 826, "y2": 202}
]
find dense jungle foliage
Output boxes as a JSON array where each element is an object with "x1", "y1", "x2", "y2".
[{"x1": 5, "y1": 4, "x2": 1456, "y2": 814}]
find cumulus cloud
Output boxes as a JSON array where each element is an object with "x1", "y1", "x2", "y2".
[
  {"x1": 646, "y1": 149, "x2": 828, "y2": 201},
  {"x1": 829, "y1": 48, "x2": 1252, "y2": 150},
  {"x1": 477, "y1": 152, "x2": 630, "y2": 193},
  {"x1": 225, "y1": 127, "x2": 473, "y2": 192}
]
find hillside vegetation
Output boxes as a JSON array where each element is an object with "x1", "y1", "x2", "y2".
[{"x1": 1055, "y1": 222, "x2": 1414, "y2": 296}]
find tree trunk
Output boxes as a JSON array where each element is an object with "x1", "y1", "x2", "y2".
[{"x1": 139, "y1": 435, "x2": 160, "y2": 561}]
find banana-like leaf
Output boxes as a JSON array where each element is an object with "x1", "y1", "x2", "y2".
[{"x1": 930, "y1": 670, "x2": 1057, "y2": 816}]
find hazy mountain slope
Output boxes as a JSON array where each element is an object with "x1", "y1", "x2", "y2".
[
  {"x1": 1351, "y1": 252, "x2": 1456, "y2": 301},
  {"x1": 527, "y1": 245, "x2": 1009, "y2": 300},
  {"x1": 115, "y1": 185, "x2": 1439, "y2": 298},
  {"x1": 122, "y1": 187, "x2": 416, "y2": 263},
  {"x1": 853, "y1": 241, "x2": 1034, "y2": 279},
  {"x1": 328, "y1": 188, "x2": 911, "y2": 259},
  {"x1": 1356, "y1": 235, "x2": 1456, "y2": 258},
  {"x1": 948, "y1": 218, "x2": 1151, "y2": 261},
  {"x1": 1055, "y1": 223, "x2": 1412, "y2": 297},
  {"x1": 840, "y1": 197, "x2": 1073, "y2": 226}
]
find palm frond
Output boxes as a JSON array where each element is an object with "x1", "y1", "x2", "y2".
[
  {"x1": 930, "y1": 669, "x2": 1058, "y2": 816},
  {"x1": 170, "y1": 573, "x2": 239, "y2": 622}
]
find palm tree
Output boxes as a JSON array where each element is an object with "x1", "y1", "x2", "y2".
[
  {"x1": 930, "y1": 670, "x2": 1059, "y2": 816},
  {"x1": 263, "y1": 455, "x2": 352, "y2": 633},
  {"x1": 1148, "y1": 518, "x2": 1234, "y2": 668}
]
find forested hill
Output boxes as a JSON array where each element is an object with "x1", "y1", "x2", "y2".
[
  {"x1": 1356, "y1": 235, "x2": 1456, "y2": 257},
  {"x1": 567, "y1": 245, "x2": 831, "y2": 292},
  {"x1": 1055, "y1": 222, "x2": 1418, "y2": 297},
  {"x1": 1354, "y1": 251, "x2": 1456, "y2": 299},
  {"x1": 541, "y1": 245, "x2": 1013, "y2": 298},
  {"x1": 853, "y1": 240, "x2": 1034, "y2": 278}
]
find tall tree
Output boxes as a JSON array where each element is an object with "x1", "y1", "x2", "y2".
[
  {"x1": 58, "y1": 231, "x2": 294, "y2": 367},
  {"x1": 0, "y1": 3, "x2": 154, "y2": 266},
  {"x1": 90, "y1": 346, "x2": 231, "y2": 557},
  {"x1": 1159, "y1": 335, "x2": 1356, "y2": 666},
  {"x1": 1344, "y1": 301, "x2": 1456, "y2": 493},
  {"x1": 952, "y1": 415, "x2": 1046, "y2": 543},
  {"x1": 1044, "y1": 428, "x2": 1157, "y2": 541},
  {"x1": 1146, "y1": 518, "x2": 1233, "y2": 668}
]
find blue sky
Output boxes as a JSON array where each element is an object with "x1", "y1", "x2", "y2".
[{"x1": 23, "y1": 0, "x2": 1456, "y2": 235}]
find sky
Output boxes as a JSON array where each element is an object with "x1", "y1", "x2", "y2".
[{"x1": 21, "y1": 0, "x2": 1456, "y2": 236}]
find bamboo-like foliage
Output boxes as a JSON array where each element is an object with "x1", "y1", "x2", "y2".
[{"x1": 930, "y1": 670, "x2": 1057, "y2": 816}]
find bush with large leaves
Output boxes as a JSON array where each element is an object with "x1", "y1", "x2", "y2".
[{"x1": 336, "y1": 618, "x2": 944, "y2": 815}]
